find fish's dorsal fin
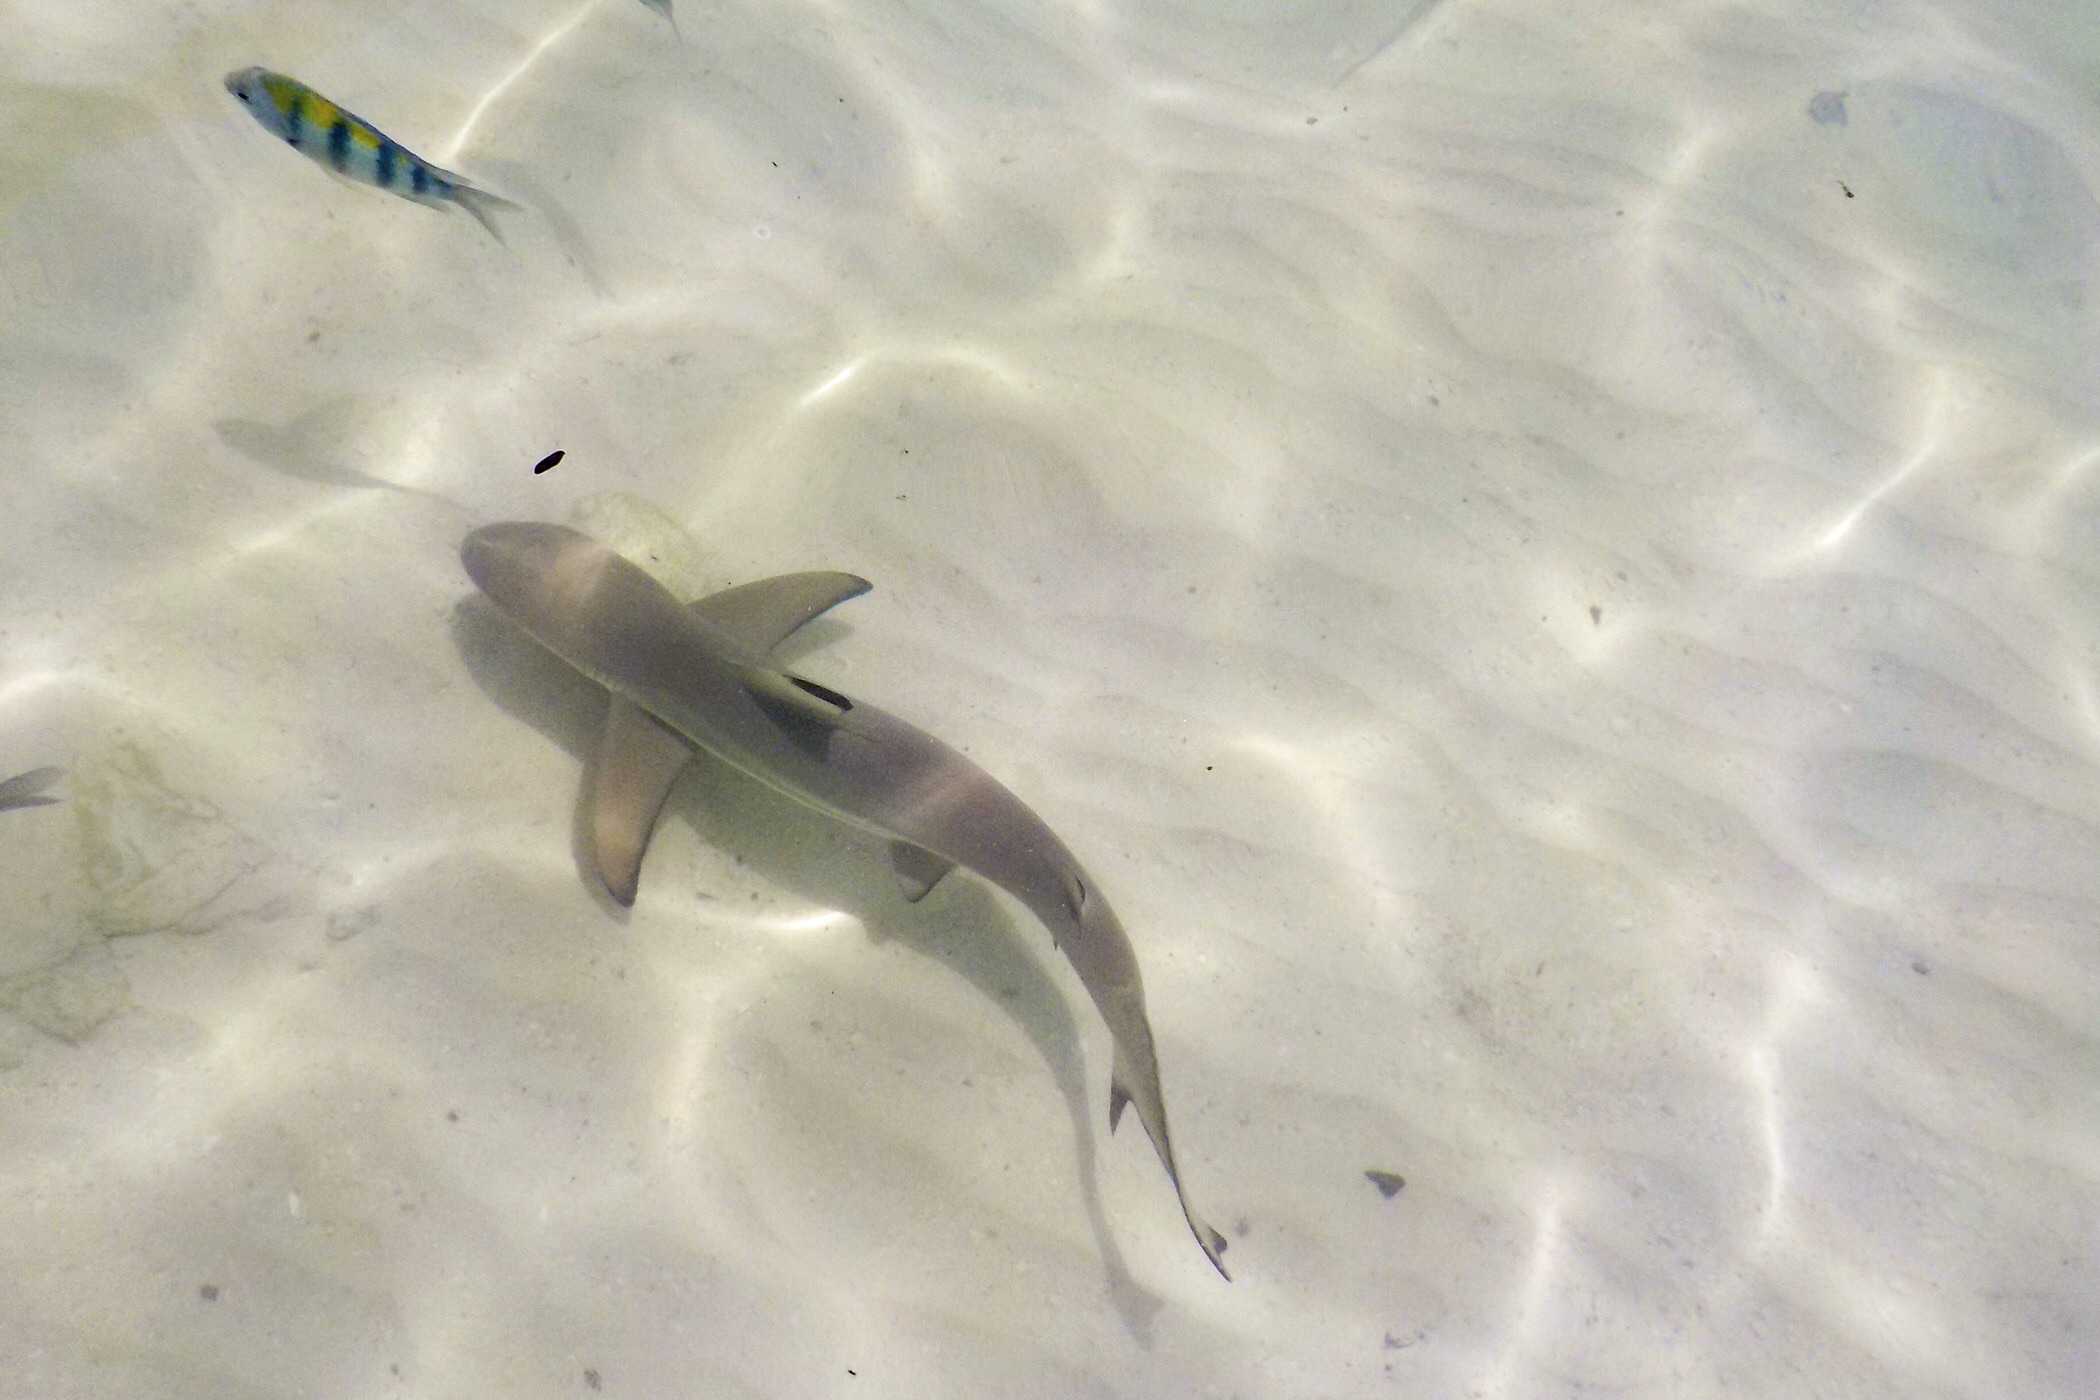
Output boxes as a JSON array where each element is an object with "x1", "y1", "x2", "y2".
[
  {"x1": 889, "y1": 841, "x2": 954, "y2": 903},
  {"x1": 588, "y1": 698, "x2": 693, "y2": 905},
  {"x1": 690, "y1": 572, "x2": 871, "y2": 657}
]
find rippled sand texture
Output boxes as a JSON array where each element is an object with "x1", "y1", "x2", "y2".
[{"x1": 3, "y1": 0, "x2": 2097, "y2": 1395}]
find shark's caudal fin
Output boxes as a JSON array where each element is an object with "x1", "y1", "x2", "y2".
[
  {"x1": 1113, "y1": 1044, "x2": 1230, "y2": 1279},
  {"x1": 690, "y1": 572, "x2": 871, "y2": 656},
  {"x1": 588, "y1": 699, "x2": 694, "y2": 905}
]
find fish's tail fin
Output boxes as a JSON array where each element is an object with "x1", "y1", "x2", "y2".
[
  {"x1": 640, "y1": 0, "x2": 680, "y2": 36},
  {"x1": 1112, "y1": 1045, "x2": 1232, "y2": 1280},
  {"x1": 452, "y1": 183, "x2": 522, "y2": 245}
]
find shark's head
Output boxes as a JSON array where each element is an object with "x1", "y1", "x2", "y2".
[
  {"x1": 462, "y1": 522, "x2": 598, "y2": 619},
  {"x1": 462, "y1": 521, "x2": 639, "y2": 663},
  {"x1": 463, "y1": 522, "x2": 698, "y2": 692}
]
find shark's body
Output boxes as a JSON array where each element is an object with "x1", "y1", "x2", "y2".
[{"x1": 462, "y1": 522, "x2": 1227, "y2": 1277}]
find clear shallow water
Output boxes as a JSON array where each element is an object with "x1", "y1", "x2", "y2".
[{"x1": 3, "y1": 1, "x2": 2097, "y2": 1395}]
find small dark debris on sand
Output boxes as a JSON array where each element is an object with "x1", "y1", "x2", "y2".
[{"x1": 1365, "y1": 1169, "x2": 1406, "y2": 1199}]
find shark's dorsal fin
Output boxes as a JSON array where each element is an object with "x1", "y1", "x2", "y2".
[
  {"x1": 690, "y1": 572, "x2": 871, "y2": 656},
  {"x1": 588, "y1": 698, "x2": 693, "y2": 906},
  {"x1": 889, "y1": 840, "x2": 954, "y2": 903}
]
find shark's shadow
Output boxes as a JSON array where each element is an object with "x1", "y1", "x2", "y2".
[{"x1": 449, "y1": 595, "x2": 1165, "y2": 1337}]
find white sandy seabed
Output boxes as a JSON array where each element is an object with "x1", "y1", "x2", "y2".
[{"x1": 2, "y1": 1, "x2": 2097, "y2": 1396}]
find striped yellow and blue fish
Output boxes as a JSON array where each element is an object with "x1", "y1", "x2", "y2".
[{"x1": 224, "y1": 68, "x2": 518, "y2": 241}]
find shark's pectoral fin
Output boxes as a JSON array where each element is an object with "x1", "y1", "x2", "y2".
[
  {"x1": 691, "y1": 572, "x2": 871, "y2": 655},
  {"x1": 589, "y1": 697, "x2": 693, "y2": 906},
  {"x1": 889, "y1": 841, "x2": 954, "y2": 903}
]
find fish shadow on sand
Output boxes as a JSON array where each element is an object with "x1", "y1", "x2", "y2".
[
  {"x1": 449, "y1": 595, "x2": 1166, "y2": 1339},
  {"x1": 217, "y1": 400, "x2": 464, "y2": 508},
  {"x1": 0, "y1": 766, "x2": 64, "y2": 812},
  {"x1": 466, "y1": 157, "x2": 611, "y2": 299}
]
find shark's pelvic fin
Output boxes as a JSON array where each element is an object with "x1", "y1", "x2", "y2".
[
  {"x1": 689, "y1": 572, "x2": 871, "y2": 656},
  {"x1": 889, "y1": 840, "x2": 955, "y2": 903},
  {"x1": 589, "y1": 697, "x2": 693, "y2": 905}
]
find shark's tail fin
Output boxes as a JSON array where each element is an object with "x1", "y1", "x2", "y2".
[{"x1": 1112, "y1": 1045, "x2": 1231, "y2": 1280}]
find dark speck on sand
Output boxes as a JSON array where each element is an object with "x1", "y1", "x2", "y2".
[{"x1": 1365, "y1": 1169, "x2": 1406, "y2": 1199}]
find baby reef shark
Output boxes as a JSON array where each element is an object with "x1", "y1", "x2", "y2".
[{"x1": 461, "y1": 521, "x2": 1228, "y2": 1278}]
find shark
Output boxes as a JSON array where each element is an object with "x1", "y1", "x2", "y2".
[{"x1": 461, "y1": 521, "x2": 1229, "y2": 1279}]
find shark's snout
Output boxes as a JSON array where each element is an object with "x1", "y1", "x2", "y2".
[
  {"x1": 461, "y1": 522, "x2": 582, "y2": 610},
  {"x1": 462, "y1": 522, "x2": 652, "y2": 680}
]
